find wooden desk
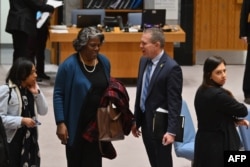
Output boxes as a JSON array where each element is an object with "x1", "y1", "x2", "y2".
[{"x1": 49, "y1": 27, "x2": 185, "y2": 78}]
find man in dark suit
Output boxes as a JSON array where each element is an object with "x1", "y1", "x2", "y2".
[
  {"x1": 240, "y1": 0, "x2": 250, "y2": 104},
  {"x1": 5, "y1": 0, "x2": 54, "y2": 63},
  {"x1": 28, "y1": 10, "x2": 52, "y2": 81},
  {"x1": 131, "y1": 28, "x2": 183, "y2": 167}
]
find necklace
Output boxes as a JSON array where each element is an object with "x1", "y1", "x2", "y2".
[{"x1": 79, "y1": 53, "x2": 97, "y2": 73}]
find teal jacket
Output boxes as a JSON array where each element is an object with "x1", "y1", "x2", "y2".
[{"x1": 53, "y1": 53, "x2": 110, "y2": 146}]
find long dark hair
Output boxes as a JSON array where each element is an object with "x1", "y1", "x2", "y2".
[
  {"x1": 6, "y1": 57, "x2": 34, "y2": 85},
  {"x1": 201, "y1": 55, "x2": 226, "y2": 88}
]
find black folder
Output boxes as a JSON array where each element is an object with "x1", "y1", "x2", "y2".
[{"x1": 153, "y1": 110, "x2": 185, "y2": 142}]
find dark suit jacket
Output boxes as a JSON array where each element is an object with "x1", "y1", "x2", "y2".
[
  {"x1": 134, "y1": 52, "x2": 183, "y2": 136},
  {"x1": 240, "y1": 0, "x2": 250, "y2": 40},
  {"x1": 194, "y1": 86, "x2": 248, "y2": 167},
  {"x1": 5, "y1": 0, "x2": 54, "y2": 37}
]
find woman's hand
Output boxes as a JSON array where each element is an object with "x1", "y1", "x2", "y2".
[
  {"x1": 236, "y1": 119, "x2": 249, "y2": 128},
  {"x1": 28, "y1": 83, "x2": 40, "y2": 95},
  {"x1": 21, "y1": 117, "x2": 36, "y2": 128},
  {"x1": 56, "y1": 122, "x2": 69, "y2": 145}
]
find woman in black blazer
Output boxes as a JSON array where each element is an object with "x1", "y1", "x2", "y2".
[
  {"x1": 193, "y1": 56, "x2": 249, "y2": 167},
  {"x1": 5, "y1": 0, "x2": 54, "y2": 63}
]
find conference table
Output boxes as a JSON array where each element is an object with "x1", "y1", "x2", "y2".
[{"x1": 48, "y1": 26, "x2": 185, "y2": 78}]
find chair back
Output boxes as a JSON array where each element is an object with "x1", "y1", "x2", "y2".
[
  {"x1": 127, "y1": 13, "x2": 142, "y2": 26},
  {"x1": 174, "y1": 100, "x2": 196, "y2": 161},
  {"x1": 238, "y1": 110, "x2": 250, "y2": 151},
  {"x1": 71, "y1": 9, "x2": 105, "y2": 25}
]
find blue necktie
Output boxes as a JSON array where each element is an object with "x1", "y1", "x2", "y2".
[{"x1": 140, "y1": 61, "x2": 153, "y2": 112}]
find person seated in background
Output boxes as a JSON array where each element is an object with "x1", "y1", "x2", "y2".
[{"x1": 193, "y1": 55, "x2": 249, "y2": 167}]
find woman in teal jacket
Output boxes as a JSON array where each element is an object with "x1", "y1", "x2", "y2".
[{"x1": 53, "y1": 27, "x2": 110, "y2": 167}]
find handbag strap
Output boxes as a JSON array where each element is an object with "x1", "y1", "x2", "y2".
[{"x1": 108, "y1": 102, "x2": 122, "y2": 120}]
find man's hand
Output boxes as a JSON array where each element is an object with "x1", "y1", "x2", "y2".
[
  {"x1": 162, "y1": 133, "x2": 175, "y2": 146},
  {"x1": 131, "y1": 123, "x2": 141, "y2": 137},
  {"x1": 241, "y1": 36, "x2": 248, "y2": 44}
]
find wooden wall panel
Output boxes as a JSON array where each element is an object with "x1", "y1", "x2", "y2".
[
  {"x1": 194, "y1": 0, "x2": 246, "y2": 51},
  {"x1": 218, "y1": 1, "x2": 228, "y2": 48},
  {"x1": 211, "y1": 0, "x2": 218, "y2": 48},
  {"x1": 237, "y1": 0, "x2": 243, "y2": 4}
]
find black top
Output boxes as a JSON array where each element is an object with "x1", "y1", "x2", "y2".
[{"x1": 77, "y1": 57, "x2": 109, "y2": 133}]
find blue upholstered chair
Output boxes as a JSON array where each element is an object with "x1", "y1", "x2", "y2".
[
  {"x1": 71, "y1": 9, "x2": 105, "y2": 25},
  {"x1": 174, "y1": 100, "x2": 196, "y2": 162},
  {"x1": 238, "y1": 110, "x2": 250, "y2": 151},
  {"x1": 127, "y1": 13, "x2": 142, "y2": 26}
]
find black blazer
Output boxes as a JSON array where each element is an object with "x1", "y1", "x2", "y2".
[
  {"x1": 5, "y1": 0, "x2": 54, "y2": 37},
  {"x1": 134, "y1": 52, "x2": 183, "y2": 135},
  {"x1": 194, "y1": 86, "x2": 248, "y2": 167},
  {"x1": 240, "y1": 0, "x2": 250, "y2": 40}
]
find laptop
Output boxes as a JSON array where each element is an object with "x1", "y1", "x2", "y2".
[
  {"x1": 76, "y1": 14, "x2": 101, "y2": 28},
  {"x1": 141, "y1": 9, "x2": 166, "y2": 29}
]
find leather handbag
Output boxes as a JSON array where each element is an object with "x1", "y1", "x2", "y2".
[{"x1": 97, "y1": 102, "x2": 124, "y2": 141}]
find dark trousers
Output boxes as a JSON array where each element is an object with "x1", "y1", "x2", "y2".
[
  {"x1": 12, "y1": 31, "x2": 29, "y2": 63},
  {"x1": 28, "y1": 22, "x2": 49, "y2": 74},
  {"x1": 8, "y1": 129, "x2": 23, "y2": 167},
  {"x1": 66, "y1": 137, "x2": 102, "y2": 167},
  {"x1": 243, "y1": 44, "x2": 250, "y2": 98},
  {"x1": 142, "y1": 123, "x2": 173, "y2": 167}
]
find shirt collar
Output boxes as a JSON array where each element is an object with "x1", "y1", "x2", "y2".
[{"x1": 151, "y1": 50, "x2": 164, "y2": 65}]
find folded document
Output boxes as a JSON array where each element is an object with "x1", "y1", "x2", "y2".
[
  {"x1": 36, "y1": 0, "x2": 63, "y2": 28},
  {"x1": 153, "y1": 107, "x2": 184, "y2": 142}
]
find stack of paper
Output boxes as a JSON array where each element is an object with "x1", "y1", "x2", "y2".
[
  {"x1": 50, "y1": 25, "x2": 68, "y2": 33},
  {"x1": 47, "y1": 0, "x2": 63, "y2": 8}
]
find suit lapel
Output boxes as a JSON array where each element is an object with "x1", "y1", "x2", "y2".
[{"x1": 138, "y1": 58, "x2": 148, "y2": 86}]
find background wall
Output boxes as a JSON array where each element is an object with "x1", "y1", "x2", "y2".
[
  {"x1": 194, "y1": 0, "x2": 247, "y2": 64},
  {"x1": 0, "y1": 1, "x2": 12, "y2": 44},
  {"x1": 63, "y1": 0, "x2": 180, "y2": 25},
  {"x1": 0, "y1": 0, "x2": 180, "y2": 44},
  {"x1": 63, "y1": 0, "x2": 82, "y2": 25}
]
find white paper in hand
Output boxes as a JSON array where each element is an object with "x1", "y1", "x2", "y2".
[
  {"x1": 37, "y1": 12, "x2": 50, "y2": 29},
  {"x1": 36, "y1": 0, "x2": 63, "y2": 29},
  {"x1": 47, "y1": 0, "x2": 63, "y2": 8}
]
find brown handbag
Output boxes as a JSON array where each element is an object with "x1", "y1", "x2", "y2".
[{"x1": 97, "y1": 102, "x2": 124, "y2": 141}]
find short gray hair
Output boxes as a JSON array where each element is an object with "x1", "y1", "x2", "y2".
[
  {"x1": 73, "y1": 26, "x2": 104, "y2": 52},
  {"x1": 143, "y1": 28, "x2": 165, "y2": 48}
]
